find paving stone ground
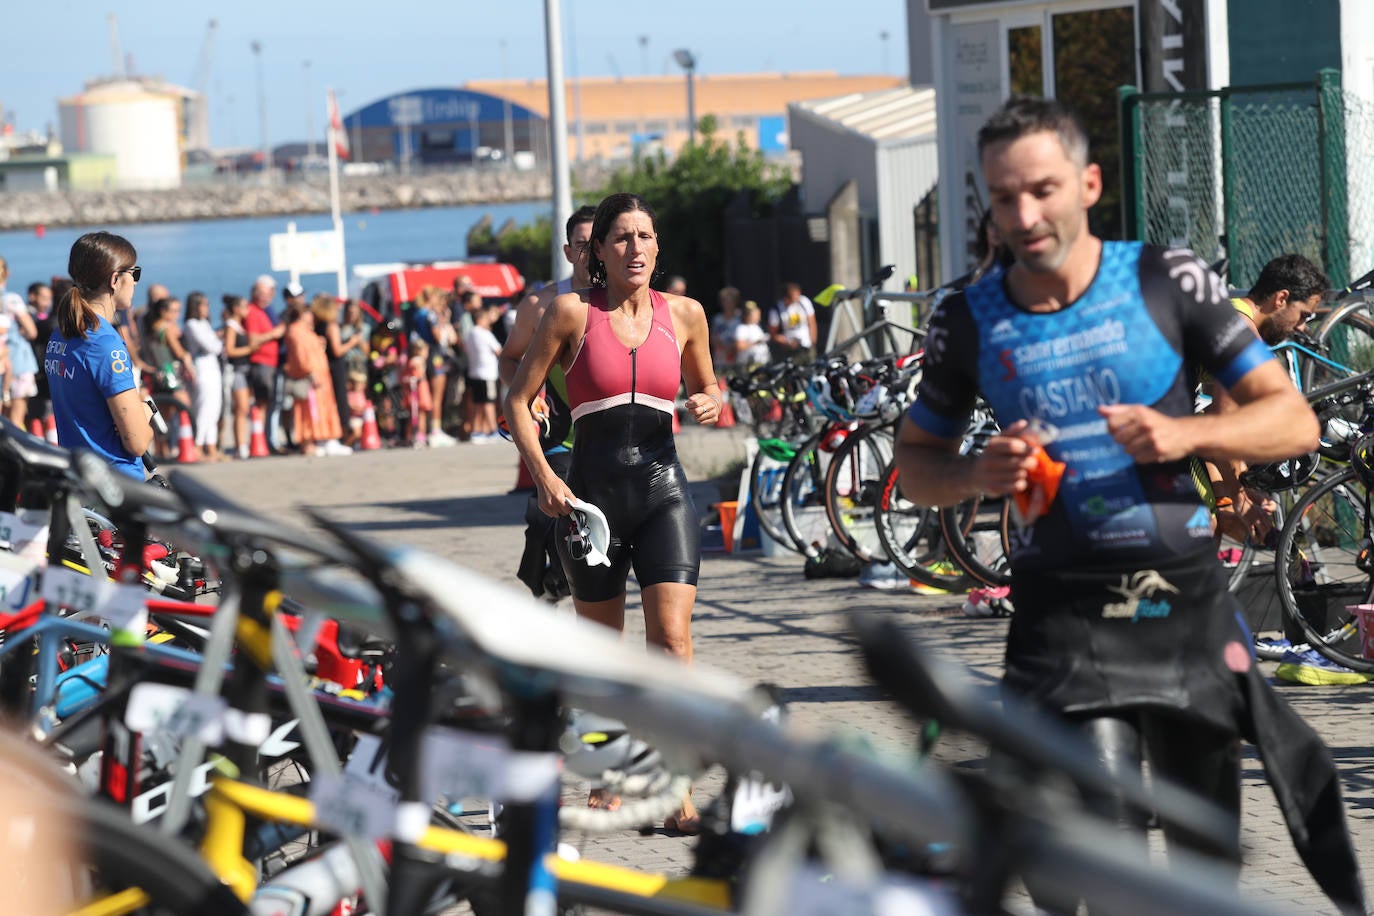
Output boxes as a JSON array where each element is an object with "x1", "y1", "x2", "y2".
[{"x1": 181, "y1": 426, "x2": 1374, "y2": 914}]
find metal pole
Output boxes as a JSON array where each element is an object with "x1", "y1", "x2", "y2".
[
  {"x1": 544, "y1": 0, "x2": 574, "y2": 282},
  {"x1": 686, "y1": 65, "x2": 696, "y2": 146},
  {"x1": 252, "y1": 40, "x2": 270, "y2": 185},
  {"x1": 501, "y1": 39, "x2": 514, "y2": 167},
  {"x1": 304, "y1": 60, "x2": 316, "y2": 159}
]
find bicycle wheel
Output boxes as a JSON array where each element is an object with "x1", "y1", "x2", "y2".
[
  {"x1": 938, "y1": 493, "x2": 1013, "y2": 588},
  {"x1": 1274, "y1": 466, "x2": 1374, "y2": 672},
  {"x1": 1311, "y1": 298, "x2": 1374, "y2": 391},
  {"x1": 779, "y1": 433, "x2": 833, "y2": 555},
  {"x1": 823, "y1": 424, "x2": 893, "y2": 562},
  {"x1": 748, "y1": 445, "x2": 800, "y2": 553},
  {"x1": 873, "y1": 460, "x2": 974, "y2": 592}
]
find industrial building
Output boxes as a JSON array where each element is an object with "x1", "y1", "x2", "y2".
[
  {"x1": 57, "y1": 77, "x2": 206, "y2": 190},
  {"x1": 341, "y1": 72, "x2": 905, "y2": 167}
]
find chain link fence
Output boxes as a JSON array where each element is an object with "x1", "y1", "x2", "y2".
[{"x1": 1122, "y1": 70, "x2": 1374, "y2": 289}]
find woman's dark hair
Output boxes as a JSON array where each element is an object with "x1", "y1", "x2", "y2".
[
  {"x1": 59, "y1": 231, "x2": 136, "y2": 339},
  {"x1": 586, "y1": 193, "x2": 658, "y2": 288},
  {"x1": 221, "y1": 294, "x2": 245, "y2": 326},
  {"x1": 283, "y1": 302, "x2": 309, "y2": 325},
  {"x1": 186, "y1": 291, "x2": 208, "y2": 318}
]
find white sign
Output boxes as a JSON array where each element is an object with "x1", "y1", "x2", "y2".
[{"x1": 270, "y1": 227, "x2": 345, "y2": 276}]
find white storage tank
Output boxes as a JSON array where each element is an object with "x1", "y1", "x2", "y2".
[{"x1": 59, "y1": 81, "x2": 182, "y2": 190}]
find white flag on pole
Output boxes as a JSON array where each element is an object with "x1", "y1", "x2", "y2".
[{"x1": 327, "y1": 89, "x2": 350, "y2": 161}]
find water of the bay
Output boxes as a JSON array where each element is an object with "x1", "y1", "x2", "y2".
[{"x1": 0, "y1": 199, "x2": 548, "y2": 306}]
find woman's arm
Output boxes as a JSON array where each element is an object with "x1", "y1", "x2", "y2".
[
  {"x1": 108, "y1": 388, "x2": 154, "y2": 458},
  {"x1": 502, "y1": 294, "x2": 582, "y2": 516},
  {"x1": 673, "y1": 297, "x2": 721, "y2": 426},
  {"x1": 326, "y1": 321, "x2": 349, "y2": 358},
  {"x1": 166, "y1": 325, "x2": 196, "y2": 377},
  {"x1": 12, "y1": 309, "x2": 36, "y2": 342}
]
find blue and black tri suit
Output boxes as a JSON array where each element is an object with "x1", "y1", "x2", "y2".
[{"x1": 907, "y1": 242, "x2": 1362, "y2": 911}]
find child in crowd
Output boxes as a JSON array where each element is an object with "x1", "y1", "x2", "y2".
[
  {"x1": 403, "y1": 338, "x2": 435, "y2": 448},
  {"x1": 344, "y1": 370, "x2": 369, "y2": 448},
  {"x1": 734, "y1": 300, "x2": 771, "y2": 371},
  {"x1": 463, "y1": 303, "x2": 502, "y2": 443}
]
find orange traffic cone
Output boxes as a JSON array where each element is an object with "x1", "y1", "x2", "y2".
[
  {"x1": 43, "y1": 411, "x2": 57, "y2": 444},
  {"x1": 359, "y1": 405, "x2": 382, "y2": 451},
  {"x1": 716, "y1": 379, "x2": 736, "y2": 428},
  {"x1": 175, "y1": 410, "x2": 199, "y2": 464},
  {"x1": 28, "y1": 417, "x2": 43, "y2": 440},
  {"x1": 249, "y1": 406, "x2": 270, "y2": 458}
]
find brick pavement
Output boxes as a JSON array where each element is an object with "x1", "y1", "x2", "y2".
[{"x1": 181, "y1": 426, "x2": 1373, "y2": 913}]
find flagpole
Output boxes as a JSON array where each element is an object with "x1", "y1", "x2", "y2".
[{"x1": 327, "y1": 90, "x2": 348, "y2": 298}]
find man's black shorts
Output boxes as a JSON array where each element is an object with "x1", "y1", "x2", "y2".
[{"x1": 248, "y1": 363, "x2": 275, "y2": 405}]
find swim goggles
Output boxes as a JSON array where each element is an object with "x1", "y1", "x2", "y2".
[{"x1": 566, "y1": 498, "x2": 611, "y2": 567}]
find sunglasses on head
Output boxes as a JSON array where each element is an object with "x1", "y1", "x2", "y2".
[{"x1": 119, "y1": 266, "x2": 142, "y2": 282}]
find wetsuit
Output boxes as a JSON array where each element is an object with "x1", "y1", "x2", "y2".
[
  {"x1": 556, "y1": 287, "x2": 698, "y2": 601},
  {"x1": 907, "y1": 242, "x2": 1362, "y2": 911},
  {"x1": 517, "y1": 278, "x2": 577, "y2": 600}
]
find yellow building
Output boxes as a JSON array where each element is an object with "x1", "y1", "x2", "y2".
[{"x1": 467, "y1": 71, "x2": 906, "y2": 161}]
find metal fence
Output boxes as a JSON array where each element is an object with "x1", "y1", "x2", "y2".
[{"x1": 1120, "y1": 69, "x2": 1374, "y2": 288}]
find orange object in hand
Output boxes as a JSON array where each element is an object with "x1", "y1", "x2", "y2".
[{"x1": 1011, "y1": 443, "x2": 1066, "y2": 528}]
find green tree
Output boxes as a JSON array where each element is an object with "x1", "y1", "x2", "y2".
[{"x1": 600, "y1": 114, "x2": 792, "y2": 301}]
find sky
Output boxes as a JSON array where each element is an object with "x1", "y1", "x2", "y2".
[{"x1": 5, "y1": 0, "x2": 910, "y2": 151}]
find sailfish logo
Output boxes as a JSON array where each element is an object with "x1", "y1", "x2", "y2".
[{"x1": 1102, "y1": 570, "x2": 1180, "y2": 621}]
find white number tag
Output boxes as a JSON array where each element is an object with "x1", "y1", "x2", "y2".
[
  {"x1": 730, "y1": 771, "x2": 793, "y2": 834},
  {"x1": 421, "y1": 727, "x2": 557, "y2": 803},
  {"x1": 0, "y1": 552, "x2": 41, "y2": 613},
  {"x1": 41, "y1": 567, "x2": 110, "y2": 616},
  {"x1": 786, "y1": 866, "x2": 958, "y2": 916},
  {"x1": 310, "y1": 770, "x2": 399, "y2": 841},
  {"x1": 0, "y1": 509, "x2": 49, "y2": 562},
  {"x1": 105, "y1": 582, "x2": 149, "y2": 644},
  {"x1": 125, "y1": 683, "x2": 227, "y2": 745}
]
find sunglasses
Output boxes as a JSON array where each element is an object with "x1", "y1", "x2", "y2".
[
  {"x1": 566, "y1": 509, "x2": 592, "y2": 562},
  {"x1": 119, "y1": 266, "x2": 142, "y2": 282}
]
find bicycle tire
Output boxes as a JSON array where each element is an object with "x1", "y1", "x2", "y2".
[
  {"x1": 747, "y1": 447, "x2": 800, "y2": 554},
  {"x1": 873, "y1": 460, "x2": 974, "y2": 592},
  {"x1": 779, "y1": 433, "x2": 833, "y2": 556},
  {"x1": 1274, "y1": 466, "x2": 1374, "y2": 673},
  {"x1": 938, "y1": 493, "x2": 1013, "y2": 588},
  {"x1": 822, "y1": 423, "x2": 894, "y2": 562},
  {"x1": 1310, "y1": 297, "x2": 1374, "y2": 391}
]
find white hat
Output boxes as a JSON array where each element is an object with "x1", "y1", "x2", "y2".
[{"x1": 567, "y1": 498, "x2": 611, "y2": 567}]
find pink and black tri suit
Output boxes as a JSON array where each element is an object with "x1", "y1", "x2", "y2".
[{"x1": 557, "y1": 287, "x2": 700, "y2": 600}]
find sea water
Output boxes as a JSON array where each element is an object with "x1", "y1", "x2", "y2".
[{"x1": 0, "y1": 200, "x2": 547, "y2": 308}]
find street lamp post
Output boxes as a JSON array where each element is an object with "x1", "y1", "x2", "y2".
[
  {"x1": 251, "y1": 40, "x2": 270, "y2": 185},
  {"x1": 672, "y1": 49, "x2": 696, "y2": 148},
  {"x1": 304, "y1": 60, "x2": 316, "y2": 159}
]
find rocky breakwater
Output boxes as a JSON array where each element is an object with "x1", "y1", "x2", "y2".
[{"x1": 0, "y1": 169, "x2": 555, "y2": 230}]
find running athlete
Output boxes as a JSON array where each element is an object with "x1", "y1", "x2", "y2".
[
  {"x1": 45, "y1": 231, "x2": 156, "y2": 480},
  {"x1": 894, "y1": 97, "x2": 1361, "y2": 912},
  {"x1": 504, "y1": 192, "x2": 720, "y2": 832},
  {"x1": 500, "y1": 205, "x2": 596, "y2": 601}
]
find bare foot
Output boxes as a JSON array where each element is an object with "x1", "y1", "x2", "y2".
[
  {"x1": 587, "y1": 788, "x2": 621, "y2": 811},
  {"x1": 663, "y1": 795, "x2": 700, "y2": 835}
]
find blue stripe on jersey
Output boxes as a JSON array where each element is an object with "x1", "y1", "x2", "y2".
[
  {"x1": 1215, "y1": 337, "x2": 1274, "y2": 388},
  {"x1": 907, "y1": 399, "x2": 966, "y2": 438}
]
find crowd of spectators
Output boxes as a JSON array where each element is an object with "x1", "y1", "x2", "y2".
[{"x1": 0, "y1": 258, "x2": 525, "y2": 461}]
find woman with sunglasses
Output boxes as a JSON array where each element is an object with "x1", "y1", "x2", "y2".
[
  {"x1": 45, "y1": 231, "x2": 156, "y2": 479},
  {"x1": 504, "y1": 192, "x2": 721, "y2": 832}
]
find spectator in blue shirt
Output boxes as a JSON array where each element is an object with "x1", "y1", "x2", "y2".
[{"x1": 45, "y1": 232, "x2": 155, "y2": 479}]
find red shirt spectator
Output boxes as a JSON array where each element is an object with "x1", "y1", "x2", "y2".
[{"x1": 245, "y1": 303, "x2": 279, "y2": 366}]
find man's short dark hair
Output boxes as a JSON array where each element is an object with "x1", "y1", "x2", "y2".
[
  {"x1": 27, "y1": 281, "x2": 49, "y2": 298},
  {"x1": 977, "y1": 96, "x2": 1090, "y2": 167},
  {"x1": 1249, "y1": 254, "x2": 1329, "y2": 303},
  {"x1": 566, "y1": 205, "x2": 597, "y2": 244}
]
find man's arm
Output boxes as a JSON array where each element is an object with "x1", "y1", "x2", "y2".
[
  {"x1": 499, "y1": 287, "x2": 554, "y2": 388},
  {"x1": 895, "y1": 416, "x2": 1039, "y2": 509},
  {"x1": 1100, "y1": 360, "x2": 1319, "y2": 464}
]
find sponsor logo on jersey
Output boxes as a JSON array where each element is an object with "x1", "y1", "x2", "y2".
[
  {"x1": 1101, "y1": 570, "x2": 1180, "y2": 621},
  {"x1": 989, "y1": 318, "x2": 1019, "y2": 342},
  {"x1": 1081, "y1": 494, "x2": 1134, "y2": 518},
  {"x1": 1186, "y1": 505, "x2": 1213, "y2": 538},
  {"x1": 1010, "y1": 320, "x2": 1127, "y2": 374}
]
